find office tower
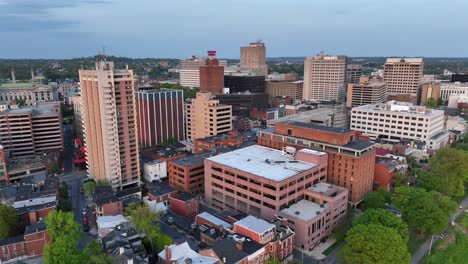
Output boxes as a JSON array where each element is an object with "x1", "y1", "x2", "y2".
[
  {"x1": 179, "y1": 56, "x2": 206, "y2": 88},
  {"x1": 135, "y1": 89, "x2": 185, "y2": 147},
  {"x1": 185, "y1": 92, "x2": 232, "y2": 142},
  {"x1": 216, "y1": 92, "x2": 268, "y2": 117},
  {"x1": 303, "y1": 52, "x2": 347, "y2": 101},
  {"x1": 266, "y1": 80, "x2": 303, "y2": 100},
  {"x1": 383, "y1": 58, "x2": 424, "y2": 95},
  {"x1": 350, "y1": 101, "x2": 448, "y2": 150},
  {"x1": 346, "y1": 76, "x2": 387, "y2": 108},
  {"x1": 0, "y1": 102, "x2": 63, "y2": 157},
  {"x1": 224, "y1": 75, "x2": 266, "y2": 94},
  {"x1": 199, "y1": 51, "x2": 225, "y2": 94},
  {"x1": 418, "y1": 82, "x2": 441, "y2": 106},
  {"x1": 79, "y1": 61, "x2": 140, "y2": 189},
  {"x1": 450, "y1": 73, "x2": 468, "y2": 83},
  {"x1": 257, "y1": 122, "x2": 375, "y2": 204},
  {"x1": 240, "y1": 41, "x2": 268, "y2": 76},
  {"x1": 346, "y1": 64, "x2": 362, "y2": 84}
]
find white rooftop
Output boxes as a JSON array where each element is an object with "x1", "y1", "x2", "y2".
[
  {"x1": 281, "y1": 200, "x2": 328, "y2": 221},
  {"x1": 386, "y1": 58, "x2": 423, "y2": 63},
  {"x1": 309, "y1": 182, "x2": 337, "y2": 194},
  {"x1": 234, "y1": 215, "x2": 275, "y2": 234},
  {"x1": 13, "y1": 195, "x2": 56, "y2": 209},
  {"x1": 158, "y1": 242, "x2": 218, "y2": 264},
  {"x1": 206, "y1": 145, "x2": 317, "y2": 182},
  {"x1": 96, "y1": 215, "x2": 127, "y2": 229},
  {"x1": 197, "y1": 212, "x2": 232, "y2": 230}
]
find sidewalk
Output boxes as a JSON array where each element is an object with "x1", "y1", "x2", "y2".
[{"x1": 300, "y1": 238, "x2": 337, "y2": 260}]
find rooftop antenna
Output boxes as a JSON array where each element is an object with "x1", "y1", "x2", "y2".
[
  {"x1": 31, "y1": 68, "x2": 35, "y2": 84},
  {"x1": 102, "y1": 45, "x2": 107, "y2": 61},
  {"x1": 11, "y1": 68, "x2": 16, "y2": 84}
]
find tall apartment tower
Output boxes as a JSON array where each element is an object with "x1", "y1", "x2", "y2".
[
  {"x1": 383, "y1": 58, "x2": 424, "y2": 95},
  {"x1": 199, "y1": 51, "x2": 225, "y2": 94},
  {"x1": 346, "y1": 76, "x2": 387, "y2": 108},
  {"x1": 240, "y1": 41, "x2": 268, "y2": 76},
  {"x1": 185, "y1": 92, "x2": 232, "y2": 142},
  {"x1": 179, "y1": 56, "x2": 206, "y2": 88},
  {"x1": 135, "y1": 89, "x2": 185, "y2": 147},
  {"x1": 79, "y1": 61, "x2": 140, "y2": 189},
  {"x1": 303, "y1": 52, "x2": 347, "y2": 102}
]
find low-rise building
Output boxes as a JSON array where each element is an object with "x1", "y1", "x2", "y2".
[
  {"x1": 169, "y1": 193, "x2": 200, "y2": 218},
  {"x1": 193, "y1": 131, "x2": 247, "y2": 154},
  {"x1": 93, "y1": 186, "x2": 123, "y2": 217},
  {"x1": 158, "y1": 242, "x2": 219, "y2": 264},
  {"x1": 168, "y1": 152, "x2": 213, "y2": 193},
  {"x1": 143, "y1": 160, "x2": 167, "y2": 183}
]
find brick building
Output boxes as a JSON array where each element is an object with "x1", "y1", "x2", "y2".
[
  {"x1": 266, "y1": 80, "x2": 303, "y2": 101},
  {"x1": 0, "y1": 145, "x2": 8, "y2": 183},
  {"x1": 193, "y1": 131, "x2": 247, "y2": 154},
  {"x1": 168, "y1": 193, "x2": 200, "y2": 218},
  {"x1": 257, "y1": 122, "x2": 375, "y2": 204},
  {"x1": 279, "y1": 183, "x2": 347, "y2": 249},
  {"x1": 200, "y1": 51, "x2": 224, "y2": 94},
  {"x1": 93, "y1": 186, "x2": 123, "y2": 217},
  {"x1": 135, "y1": 89, "x2": 185, "y2": 147},
  {"x1": 0, "y1": 222, "x2": 50, "y2": 262},
  {"x1": 167, "y1": 152, "x2": 213, "y2": 193}
]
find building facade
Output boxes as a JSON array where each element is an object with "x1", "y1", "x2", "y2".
[
  {"x1": 179, "y1": 56, "x2": 206, "y2": 88},
  {"x1": 224, "y1": 75, "x2": 266, "y2": 94},
  {"x1": 383, "y1": 58, "x2": 424, "y2": 95},
  {"x1": 346, "y1": 76, "x2": 387, "y2": 108},
  {"x1": 257, "y1": 122, "x2": 376, "y2": 204},
  {"x1": 303, "y1": 52, "x2": 347, "y2": 102},
  {"x1": 135, "y1": 89, "x2": 184, "y2": 147},
  {"x1": 350, "y1": 101, "x2": 448, "y2": 149},
  {"x1": 346, "y1": 64, "x2": 362, "y2": 84},
  {"x1": 266, "y1": 80, "x2": 303, "y2": 101},
  {"x1": 0, "y1": 102, "x2": 63, "y2": 157},
  {"x1": 185, "y1": 92, "x2": 232, "y2": 142},
  {"x1": 418, "y1": 82, "x2": 441, "y2": 106},
  {"x1": 0, "y1": 145, "x2": 8, "y2": 184},
  {"x1": 69, "y1": 95, "x2": 83, "y2": 138},
  {"x1": 79, "y1": 61, "x2": 140, "y2": 189},
  {"x1": 440, "y1": 82, "x2": 468, "y2": 102},
  {"x1": 200, "y1": 51, "x2": 225, "y2": 94},
  {"x1": 216, "y1": 92, "x2": 268, "y2": 117},
  {"x1": 240, "y1": 41, "x2": 268, "y2": 76},
  {"x1": 0, "y1": 82, "x2": 57, "y2": 105},
  {"x1": 167, "y1": 152, "x2": 212, "y2": 193}
]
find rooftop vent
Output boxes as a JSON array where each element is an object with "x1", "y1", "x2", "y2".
[{"x1": 294, "y1": 211, "x2": 300, "y2": 215}]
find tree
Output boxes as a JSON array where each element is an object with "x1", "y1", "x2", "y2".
[
  {"x1": 44, "y1": 211, "x2": 82, "y2": 264},
  {"x1": 265, "y1": 260, "x2": 281, "y2": 264},
  {"x1": 333, "y1": 206, "x2": 355, "y2": 242},
  {"x1": 354, "y1": 209, "x2": 408, "y2": 242},
  {"x1": 361, "y1": 189, "x2": 391, "y2": 211},
  {"x1": 82, "y1": 240, "x2": 113, "y2": 264},
  {"x1": 392, "y1": 170, "x2": 410, "y2": 188},
  {"x1": 127, "y1": 204, "x2": 172, "y2": 253},
  {"x1": 418, "y1": 148, "x2": 468, "y2": 198},
  {"x1": 426, "y1": 97, "x2": 437, "y2": 108},
  {"x1": 287, "y1": 261, "x2": 302, "y2": 264},
  {"x1": 339, "y1": 224, "x2": 410, "y2": 264},
  {"x1": 48, "y1": 161, "x2": 60, "y2": 174},
  {"x1": 57, "y1": 199, "x2": 72, "y2": 212},
  {"x1": 393, "y1": 187, "x2": 457, "y2": 234},
  {"x1": 83, "y1": 181, "x2": 96, "y2": 195},
  {"x1": 96, "y1": 179, "x2": 111, "y2": 187},
  {"x1": 0, "y1": 204, "x2": 20, "y2": 239}
]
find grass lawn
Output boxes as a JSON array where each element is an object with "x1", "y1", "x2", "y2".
[
  {"x1": 408, "y1": 230, "x2": 429, "y2": 254},
  {"x1": 322, "y1": 241, "x2": 342, "y2": 256}
]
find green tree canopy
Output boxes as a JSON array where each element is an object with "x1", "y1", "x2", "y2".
[
  {"x1": 354, "y1": 208, "x2": 408, "y2": 242},
  {"x1": 426, "y1": 97, "x2": 437, "y2": 108},
  {"x1": 339, "y1": 224, "x2": 410, "y2": 264},
  {"x1": 393, "y1": 187, "x2": 457, "y2": 234},
  {"x1": 82, "y1": 240, "x2": 113, "y2": 264},
  {"x1": 83, "y1": 181, "x2": 96, "y2": 195},
  {"x1": 0, "y1": 204, "x2": 20, "y2": 239},
  {"x1": 361, "y1": 188, "x2": 391, "y2": 211},
  {"x1": 127, "y1": 204, "x2": 172, "y2": 253},
  {"x1": 418, "y1": 148, "x2": 468, "y2": 198},
  {"x1": 44, "y1": 211, "x2": 82, "y2": 264}
]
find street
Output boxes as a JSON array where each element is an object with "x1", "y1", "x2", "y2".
[{"x1": 59, "y1": 123, "x2": 96, "y2": 248}]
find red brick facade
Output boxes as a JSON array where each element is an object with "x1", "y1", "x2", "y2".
[
  {"x1": 194, "y1": 131, "x2": 246, "y2": 154},
  {"x1": 374, "y1": 163, "x2": 394, "y2": 191},
  {"x1": 169, "y1": 196, "x2": 200, "y2": 218},
  {"x1": 167, "y1": 161, "x2": 204, "y2": 193},
  {"x1": 96, "y1": 201, "x2": 123, "y2": 217},
  {"x1": 200, "y1": 58, "x2": 224, "y2": 94},
  {"x1": 24, "y1": 230, "x2": 50, "y2": 257}
]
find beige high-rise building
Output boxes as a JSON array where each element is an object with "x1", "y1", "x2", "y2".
[
  {"x1": 240, "y1": 41, "x2": 268, "y2": 76},
  {"x1": 185, "y1": 92, "x2": 232, "y2": 142},
  {"x1": 79, "y1": 61, "x2": 140, "y2": 189},
  {"x1": 383, "y1": 58, "x2": 424, "y2": 95},
  {"x1": 303, "y1": 52, "x2": 347, "y2": 102},
  {"x1": 346, "y1": 76, "x2": 387, "y2": 108}
]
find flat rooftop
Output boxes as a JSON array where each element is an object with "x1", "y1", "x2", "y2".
[
  {"x1": 308, "y1": 182, "x2": 345, "y2": 196},
  {"x1": 0, "y1": 101, "x2": 60, "y2": 116},
  {"x1": 353, "y1": 102, "x2": 443, "y2": 117},
  {"x1": 206, "y1": 145, "x2": 318, "y2": 182},
  {"x1": 286, "y1": 121, "x2": 352, "y2": 134},
  {"x1": 281, "y1": 200, "x2": 328, "y2": 221},
  {"x1": 235, "y1": 215, "x2": 275, "y2": 234},
  {"x1": 197, "y1": 212, "x2": 232, "y2": 230},
  {"x1": 171, "y1": 151, "x2": 213, "y2": 167}
]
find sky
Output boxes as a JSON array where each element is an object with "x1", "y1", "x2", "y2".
[{"x1": 1, "y1": 0, "x2": 468, "y2": 59}]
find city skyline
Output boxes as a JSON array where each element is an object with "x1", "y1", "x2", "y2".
[{"x1": 1, "y1": 0, "x2": 468, "y2": 59}]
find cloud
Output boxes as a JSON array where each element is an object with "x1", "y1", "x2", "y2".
[{"x1": 0, "y1": 0, "x2": 112, "y2": 32}]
